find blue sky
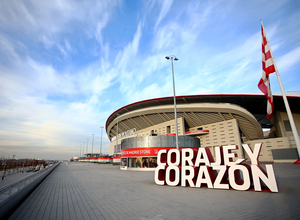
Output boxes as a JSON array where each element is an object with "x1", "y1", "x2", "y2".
[{"x1": 0, "y1": 0, "x2": 299, "y2": 160}]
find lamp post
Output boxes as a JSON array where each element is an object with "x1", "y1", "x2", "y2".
[
  {"x1": 82, "y1": 142, "x2": 85, "y2": 157},
  {"x1": 86, "y1": 139, "x2": 89, "y2": 156},
  {"x1": 86, "y1": 139, "x2": 89, "y2": 155},
  {"x1": 91, "y1": 134, "x2": 95, "y2": 155},
  {"x1": 100, "y1": 126, "x2": 104, "y2": 156},
  {"x1": 165, "y1": 55, "x2": 179, "y2": 150}
]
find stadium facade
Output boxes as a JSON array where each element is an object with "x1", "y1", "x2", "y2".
[{"x1": 106, "y1": 93, "x2": 300, "y2": 169}]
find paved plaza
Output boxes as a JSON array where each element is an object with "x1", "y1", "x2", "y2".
[{"x1": 7, "y1": 162, "x2": 300, "y2": 220}]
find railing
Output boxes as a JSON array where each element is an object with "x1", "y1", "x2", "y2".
[
  {"x1": 0, "y1": 163, "x2": 60, "y2": 204},
  {"x1": 1, "y1": 166, "x2": 37, "y2": 179}
]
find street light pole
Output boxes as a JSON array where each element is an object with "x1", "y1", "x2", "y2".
[
  {"x1": 100, "y1": 126, "x2": 104, "y2": 156},
  {"x1": 91, "y1": 134, "x2": 95, "y2": 155},
  {"x1": 86, "y1": 139, "x2": 89, "y2": 155},
  {"x1": 165, "y1": 55, "x2": 179, "y2": 150},
  {"x1": 82, "y1": 142, "x2": 85, "y2": 157}
]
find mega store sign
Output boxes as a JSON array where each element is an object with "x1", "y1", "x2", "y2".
[{"x1": 154, "y1": 143, "x2": 278, "y2": 192}]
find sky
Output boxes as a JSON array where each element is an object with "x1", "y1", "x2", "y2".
[{"x1": 0, "y1": 0, "x2": 299, "y2": 160}]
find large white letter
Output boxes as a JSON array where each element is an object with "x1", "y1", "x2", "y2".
[
  {"x1": 181, "y1": 166, "x2": 195, "y2": 187},
  {"x1": 212, "y1": 166, "x2": 229, "y2": 189},
  {"x1": 242, "y1": 143, "x2": 261, "y2": 165},
  {"x1": 251, "y1": 164, "x2": 278, "y2": 192},
  {"x1": 223, "y1": 145, "x2": 237, "y2": 166},
  {"x1": 154, "y1": 165, "x2": 166, "y2": 185},
  {"x1": 155, "y1": 149, "x2": 167, "y2": 185},
  {"x1": 228, "y1": 165, "x2": 250, "y2": 191},
  {"x1": 181, "y1": 148, "x2": 195, "y2": 187},
  {"x1": 223, "y1": 145, "x2": 245, "y2": 165},
  {"x1": 211, "y1": 146, "x2": 222, "y2": 166},
  {"x1": 195, "y1": 166, "x2": 213, "y2": 188},
  {"x1": 166, "y1": 165, "x2": 180, "y2": 186},
  {"x1": 167, "y1": 149, "x2": 180, "y2": 166},
  {"x1": 195, "y1": 148, "x2": 211, "y2": 166},
  {"x1": 182, "y1": 148, "x2": 194, "y2": 166},
  {"x1": 157, "y1": 149, "x2": 167, "y2": 166}
]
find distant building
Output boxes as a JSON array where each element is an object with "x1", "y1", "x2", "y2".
[{"x1": 106, "y1": 93, "x2": 300, "y2": 169}]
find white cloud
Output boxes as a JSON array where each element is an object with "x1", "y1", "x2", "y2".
[
  {"x1": 95, "y1": 13, "x2": 110, "y2": 47},
  {"x1": 154, "y1": 0, "x2": 173, "y2": 30},
  {"x1": 277, "y1": 46, "x2": 300, "y2": 72},
  {"x1": 0, "y1": 0, "x2": 299, "y2": 160},
  {"x1": 114, "y1": 22, "x2": 143, "y2": 95}
]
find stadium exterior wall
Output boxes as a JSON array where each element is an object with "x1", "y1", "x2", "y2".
[{"x1": 105, "y1": 94, "x2": 300, "y2": 165}]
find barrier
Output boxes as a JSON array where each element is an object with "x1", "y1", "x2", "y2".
[{"x1": 0, "y1": 162, "x2": 60, "y2": 219}]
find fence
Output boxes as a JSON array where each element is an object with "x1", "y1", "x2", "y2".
[{"x1": 0, "y1": 162, "x2": 60, "y2": 219}]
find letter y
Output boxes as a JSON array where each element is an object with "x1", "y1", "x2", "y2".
[{"x1": 242, "y1": 143, "x2": 262, "y2": 165}]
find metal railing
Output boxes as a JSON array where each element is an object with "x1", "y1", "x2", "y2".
[
  {"x1": 0, "y1": 163, "x2": 59, "y2": 203},
  {"x1": 1, "y1": 166, "x2": 37, "y2": 179}
]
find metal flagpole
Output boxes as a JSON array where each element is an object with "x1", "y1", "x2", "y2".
[
  {"x1": 273, "y1": 69, "x2": 300, "y2": 157},
  {"x1": 261, "y1": 20, "x2": 300, "y2": 158}
]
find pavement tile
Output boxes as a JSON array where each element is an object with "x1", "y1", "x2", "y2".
[{"x1": 6, "y1": 162, "x2": 300, "y2": 220}]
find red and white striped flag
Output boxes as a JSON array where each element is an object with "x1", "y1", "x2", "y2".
[{"x1": 258, "y1": 21, "x2": 276, "y2": 119}]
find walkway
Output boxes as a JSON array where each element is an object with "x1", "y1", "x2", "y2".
[{"x1": 7, "y1": 162, "x2": 300, "y2": 220}]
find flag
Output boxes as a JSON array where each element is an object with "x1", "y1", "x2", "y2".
[{"x1": 258, "y1": 21, "x2": 276, "y2": 119}]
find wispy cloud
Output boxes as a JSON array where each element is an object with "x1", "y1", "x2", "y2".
[
  {"x1": 154, "y1": 0, "x2": 173, "y2": 30},
  {"x1": 0, "y1": 0, "x2": 299, "y2": 159},
  {"x1": 277, "y1": 46, "x2": 300, "y2": 72}
]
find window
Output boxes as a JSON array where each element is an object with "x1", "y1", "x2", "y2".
[
  {"x1": 167, "y1": 126, "x2": 171, "y2": 134},
  {"x1": 283, "y1": 120, "x2": 292, "y2": 132},
  {"x1": 128, "y1": 157, "x2": 157, "y2": 168}
]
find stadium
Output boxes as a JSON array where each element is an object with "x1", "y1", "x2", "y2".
[{"x1": 105, "y1": 93, "x2": 300, "y2": 169}]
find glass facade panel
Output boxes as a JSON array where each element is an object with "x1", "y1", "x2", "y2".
[
  {"x1": 121, "y1": 136, "x2": 200, "y2": 150},
  {"x1": 136, "y1": 157, "x2": 142, "y2": 168},
  {"x1": 149, "y1": 157, "x2": 157, "y2": 167},
  {"x1": 137, "y1": 136, "x2": 148, "y2": 148},
  {"x1": 127, "y1": 157, "x2": 158, "y2": 168},
  {"x1": 142, "y1": 157, "x2": 149, "y2": 167}
]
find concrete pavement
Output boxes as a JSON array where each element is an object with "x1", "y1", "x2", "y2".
[{"x1": 7, "y1": 162, "x2": 300, "y2": 220}]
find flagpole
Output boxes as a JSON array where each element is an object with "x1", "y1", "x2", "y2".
[{"x1": 261, "y1": 20, "x2": 300, "y2": 158}]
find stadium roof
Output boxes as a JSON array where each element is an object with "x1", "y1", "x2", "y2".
[{"x1": 106, "y1": 92, "x2": 300, "y2": 131}]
